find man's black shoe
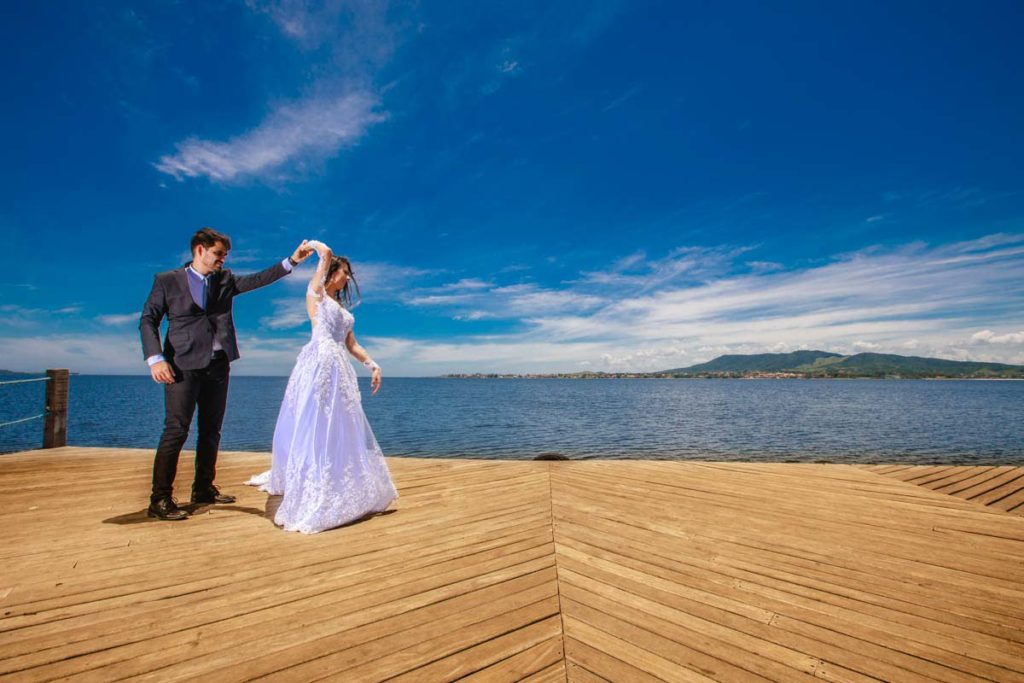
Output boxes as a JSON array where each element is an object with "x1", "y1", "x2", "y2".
[
  {"x1": 148, "y1": 497, "x2": 189, "y2": 521},
  {"x1": 191, "y1": 485, "x2": 236, "y2": 505}
]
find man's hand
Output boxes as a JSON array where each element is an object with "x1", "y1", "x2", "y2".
[
  {"x1": 291, "y1": 240, "x2": 314, "y2": 265},
  {"x1": 150, "y1": 361, "x2": 175, "y2": 384}
]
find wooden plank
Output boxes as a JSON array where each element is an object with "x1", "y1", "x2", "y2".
[
  {"x1": 561, "y1": 592, "x2": 815, "y2": 682},
  {"x1": 865, "y1": 464, "x2": 1024, "y2": 515},
  {"x1": 564, "y1": 621, "x2": 714, "y2": 682},
  {"x1": 990, "y1": 486, "x2": 1024, "y2": 514},
  {"x1": 564, "y1": 636, "x2": 660, "y2": 683},
  {"x1": 383, "y1": 613, "x2": 562, "y2": 682},
  {"x1": 958, "y1": 469, "x2": 1024, "y2": 502},
  {"x1": 459, "y1": 636, "x2": 565, "y2": 682}
]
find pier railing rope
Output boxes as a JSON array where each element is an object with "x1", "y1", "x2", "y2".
[
  {"x1": 0, "y1": 370, "x2": 69, "y2": 448},
  {"x1": 0, "y1": 413, "x2": 48, "y2": 429},
  {"x1": 0, "y1": 377, "x2": 51, "y2": 386}
]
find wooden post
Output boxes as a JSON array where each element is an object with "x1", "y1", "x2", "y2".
[{"x1": 43, "y1": 369, "x2": 69, "y2": 449}]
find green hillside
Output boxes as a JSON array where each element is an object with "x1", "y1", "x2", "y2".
[
  {"x1": 663, "y1": 350, "x2": 842, "y2": 374},
  {"x1": 792, "y1": 352, "x2": 1024, "y2": 378},
  {"x1": 664, "y1": 350, "x2": 1024, "y2": 378}
]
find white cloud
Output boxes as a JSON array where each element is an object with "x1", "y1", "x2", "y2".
[
  {"x1": 265, "y1": 259, "x2": 438, "y2": 329},
  {"x1": 247, "y1": 0, "x2": 400, "y2": 63},
  {"x1": 406, "y1": 281, "x2": 605, "y2": 319},
  {"x1": 574, "y1": 245, "x2": 749, "y2": 291},
  {"x1": 345, "y1": 261, "x2": 437, "y2": 296},
  {"x1": 746, "y1": 261, "x2": 784, "y2": 273},
  {"x1": 155, "y1": 92, "x2": 388, "y2": 183},
  {"x1": 395, "y1": 232, "x2": 1024, "y2": 372},
  {"x1": 281, "y1": 259, "x2": 436, "y2": 297},
  {"x1": 453, "y1": 311, "x2": 491, "y2": 321},
  {"x1": 407, "y1": 293, "x2": 479, "y2": 307},
  {"x1": 0, "y1": 304, "x2": 81, "y2": 328},
  {"x1": 96, "y1": 312, "x2": 141, "y2": 326},
  {"x1": 971, "y1": 329, "x2": 1024, "y2": 345},
  {"x1": 259, "y1": 299, "x2": 312, "y2": 330},
  {"x1": 437, "y1": 278, "x2": 492, "y2": 291},
  {"x1": 156, "y1": 1, "x2": 404, "y2": 184},
  {"x1": 0, "y1": 334, "x2": 144, "y2": 374},
  {"x1": 601, "y1": 83, "x2": 644, "y2": 113}
]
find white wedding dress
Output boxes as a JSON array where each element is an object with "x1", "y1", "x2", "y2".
[{"x1": 246, "y1": 286, "x2": 398, "y2": 533}]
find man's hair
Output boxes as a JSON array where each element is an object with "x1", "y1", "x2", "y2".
[{"x1": 191, "y1": 227, "x2": 231, "y2": 254}]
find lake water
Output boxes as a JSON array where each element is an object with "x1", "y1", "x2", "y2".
[{"x1": 1, "y1": 375, "x2": 1022, "y2": 464}]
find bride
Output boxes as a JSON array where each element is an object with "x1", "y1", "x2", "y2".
[{"x1": 247, "y1": 240, "x2": 398, "y2": 533}]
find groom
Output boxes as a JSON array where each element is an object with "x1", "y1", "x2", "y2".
[{"x1": 139, "y1": 228, "x2": 313, "y2": 520}]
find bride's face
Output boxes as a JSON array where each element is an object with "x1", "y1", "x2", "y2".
[{"x1": 328, "y1": 264, "x2": 350, "y2": 291}]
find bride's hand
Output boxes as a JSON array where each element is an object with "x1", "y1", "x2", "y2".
[
  {"x1": 371, "y1": 367, "x2": 382, "y2": 395},
  {"x1": 307, "y1": 240, "x2": 332, "y2": 257},
  {"x1": 291, "y1": 240, "x2": 314, "y2": 264}
]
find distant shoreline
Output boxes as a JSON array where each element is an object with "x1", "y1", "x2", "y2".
[{"x1": 442, "y1": 374, "x2": 1024, "y2": 380}]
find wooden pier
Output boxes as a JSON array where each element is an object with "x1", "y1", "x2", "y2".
[{"x1": 1, "y1": 447, "x2": 1022, "y2": 681}]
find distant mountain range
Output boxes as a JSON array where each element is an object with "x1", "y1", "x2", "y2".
[{"x1": 661, "y1": 350, "x2": 1024, "y2": 378}]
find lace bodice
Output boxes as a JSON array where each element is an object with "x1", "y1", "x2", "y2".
[
  {"x1": 279, "y1": 286, "x2": 360, "y2": 415},
  {"x1": 308, "y1": 285, "x2": 354, "y2": 343}
]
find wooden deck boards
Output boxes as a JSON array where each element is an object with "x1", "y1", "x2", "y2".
[
  {"x1": 1, "y1": 448, "x2": 1022, "y2": 681},
  {"x1": 858, "y1": 464, "x2": 1024, "y2": 516}
]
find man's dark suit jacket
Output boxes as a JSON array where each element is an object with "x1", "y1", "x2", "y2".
[{"x1": 139, "y1": 262, "x2": 289, "y2": 371}]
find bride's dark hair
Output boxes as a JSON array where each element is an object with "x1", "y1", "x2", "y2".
[{"x1": 325, "y1": 255, "x2": 361, "y2": 309}]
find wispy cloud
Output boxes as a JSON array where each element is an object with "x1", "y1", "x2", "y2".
[
  {"x1": 382, "y1": 233, "x2": 1024, "y2": 372},
  {"x1": 601, "y1": 83, "x2": 644, "y2": 113},
  {"x1": 0, "y1": 305, "x2": 81, "y2": 328},
  {"x1": 259, "y1": 301, "x2": 312, "y2": 331},
  {"x1": 157, "y1": 0, "x2": 406, "y2": 184},
  {"x1": 96, "y1": 312, "x2": 141, "y2": 326},
  {"x1": 479, "y1": 48, "x2": 525, "y2": 95},
  {"x1": 280, "y1": 258, "x2": 437, "y2": 294},
  {"x1": 0, "y1": 334, "x2": 144, "y2": 374},
  {"x1": 405, "y1": 282, "x2": 605, "y2": 319},
  {"x1": 443, "y1": 2, "x2": 622, "y2": 103},
  {"x1": 574, "y1": 245, "x2": 752, "y2": 292},
  {"x1": 155, "y1": 92, "x2": 388, "y2": 183},
  {"x1": 497, "y1": 60, "x2": 521, "y2": 75},
  {"x1": 247, "y1": 0, "x2": 402, "y2": 63},
  {"x1": 264, "y1": 259, "x2": 438, "y2": 329},
  {"x1": 971, "y1": 329, "x2": 1024, "y2": 345}
]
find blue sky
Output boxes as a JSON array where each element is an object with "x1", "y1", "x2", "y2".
[{"x1": 2, "y1": 0, "x2": 1023, "y2": 375}]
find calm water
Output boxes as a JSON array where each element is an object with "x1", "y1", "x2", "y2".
[{"x1": 1, "y1": 376, "x2": 1022, "y2": 464}]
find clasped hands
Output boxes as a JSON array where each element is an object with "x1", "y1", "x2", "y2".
[{"x1": 291, "y1": 240, "x2": 316, "y2": 265}]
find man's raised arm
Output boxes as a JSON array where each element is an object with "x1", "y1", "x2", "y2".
[{"x1": 232, "y1": 241, "x2": 313, "y2": 294}]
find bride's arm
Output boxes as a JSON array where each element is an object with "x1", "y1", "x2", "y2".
[
  {"x1": 307, "y1": 240, "x2": 333, "y2": 295},
  {"x1": 305, "y1": 240, "x2": 333, "y2": 325},
  {"x1": 346, "y1": 331, "x2": 382, "y2": 394}
]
